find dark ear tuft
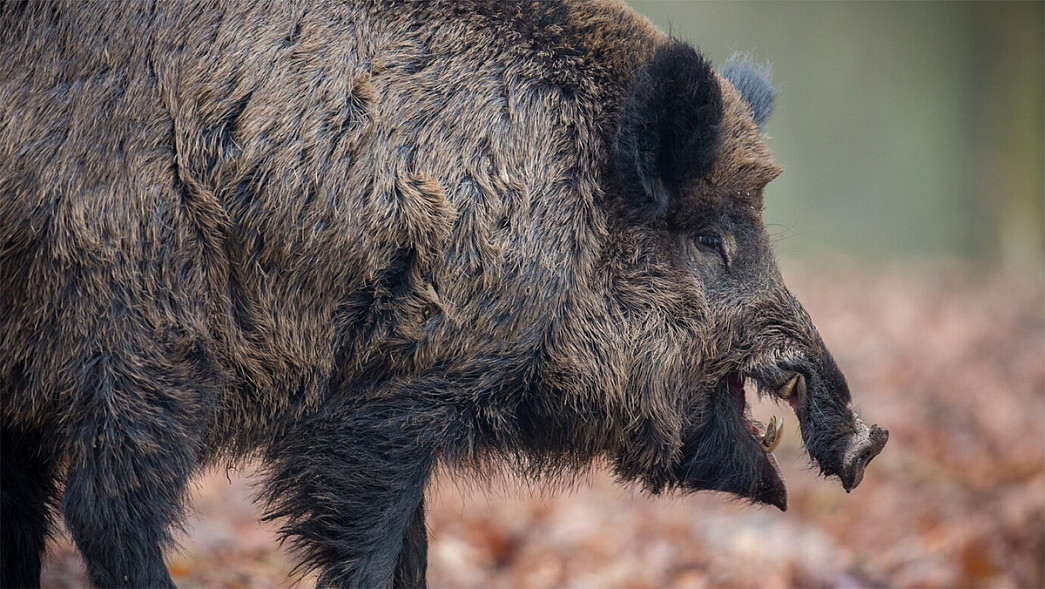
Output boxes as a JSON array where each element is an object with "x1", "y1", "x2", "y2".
[
  {"x1": 721, "y1": 55, "x2": 775, "y2": 129},
  {"x1": 616, "y1": 42, "x2": 723, "y2": 219}
]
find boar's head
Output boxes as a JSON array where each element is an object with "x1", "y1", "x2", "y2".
[{"x1": 553, "y1": 43, "x2": 888, "y2": 511}]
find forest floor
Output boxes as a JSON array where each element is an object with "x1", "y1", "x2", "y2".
[{"x1": 40, "y1": 263, "x2": 1044, "y2": 588}]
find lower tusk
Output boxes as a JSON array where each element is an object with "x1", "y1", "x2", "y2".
[{"x1": 761, "y1": 415, "x2": 783, "y2": 453}]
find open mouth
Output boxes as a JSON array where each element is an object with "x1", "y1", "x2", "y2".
[
  {"x1": 724, "y1": 369, "x2": 809, "y2": 510},
  {"x1": 676, "y1": 361, "x2": 885, "y2": 511},
  {"x1": 727, "y1": 370, "x2": 805, "y2": 449},
  {"x1": 675, "y1": 349, "x2": 888, "y2": 512}
]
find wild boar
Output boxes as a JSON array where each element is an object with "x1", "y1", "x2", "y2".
[{"x1": 0, "y1": 1, "x2": 887, "y2": 587}]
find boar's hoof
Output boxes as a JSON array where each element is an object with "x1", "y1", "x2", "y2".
[{"x1": 839, "y1": 424, "x2": 888, "y2": 492}]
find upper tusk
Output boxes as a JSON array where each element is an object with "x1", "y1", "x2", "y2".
[{"x1": 781, "y1": 371, "x2": 802, "y2": 401}]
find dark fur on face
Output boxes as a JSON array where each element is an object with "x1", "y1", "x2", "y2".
[{"x1": 0, "y1": 1, "x2": 886, "y2": 587}]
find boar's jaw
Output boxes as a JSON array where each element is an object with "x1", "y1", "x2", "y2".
[
  {"x1": 676, "y1": 373, "x2": 788, "y2": 511},
  {"x1": 751, "y1": 355, "x2": 888, "y2": 493}
]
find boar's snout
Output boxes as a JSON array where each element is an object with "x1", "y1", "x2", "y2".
[
  {"x1": 782, "y1": 353, "x2": 888, "y2": 492},
  {"x1": 839, "y1": 419, "x2": 889, "y2": 492}
]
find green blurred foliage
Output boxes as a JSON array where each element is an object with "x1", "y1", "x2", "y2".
[{"x1": 628, "y1": 1, "x2": 1044, "y2": 277}]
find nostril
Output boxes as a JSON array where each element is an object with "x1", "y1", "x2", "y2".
[
  {"x1": 868, "y1": 426, "x2": 889, "y2": 458},
  {"x1": 859, "y1": 448, "x2": 873, "y2": 467},
  {"x1": 862, "y1": 432, "x2": 885, "y2": 464},
  {"x1": 842, "y1": 425, "x2": 888, "y2": 492},
  {"x1": 855, "y1": 446, "x2": 875, "y2": 472}
]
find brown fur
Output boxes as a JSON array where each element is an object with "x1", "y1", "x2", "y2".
[{"x1": 0, "y1": 2, "x2": 885, "y2": 587}]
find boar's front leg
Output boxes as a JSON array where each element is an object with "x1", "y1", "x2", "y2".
[
  {"x1": 260, "y1": 394, "x2": 443, "y2": 588},
  {"x1": 393, "y1": 498, "x2": 428, "y2": 588},
  {"x1": 59, "y1": 354, "x2": 199, "y2": 588},
  {"x1": 1, "y1": 426, "x2": 58, "y2": 589}
]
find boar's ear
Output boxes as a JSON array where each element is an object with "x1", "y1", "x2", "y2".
[
  {"x1": 721, "y1": 55, "x2": 775, "y2": 129},
  {"x1": 615, "y1": 42, "x2": 723, "y2": 219}
]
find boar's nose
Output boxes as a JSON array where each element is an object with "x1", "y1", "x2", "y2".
[{"x1": 838, "y1": 422, "x2": 888, "y2": 492}]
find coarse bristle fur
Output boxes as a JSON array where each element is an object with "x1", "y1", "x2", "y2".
[{"x1": 1, "y1": 1, "x2": 887, "y2": 586}]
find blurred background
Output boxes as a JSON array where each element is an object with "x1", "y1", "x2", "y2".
[
  {"x1": 40, "y1": 2, "x2": 1043, "y2": 588},
  {"x1": 638, "y1": 1, "x2": 1043, "y2": 277}
]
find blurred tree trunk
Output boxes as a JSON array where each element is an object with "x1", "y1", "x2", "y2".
[{"x1": 975, "y1": 3, "x2": 1044, "y2": 282}]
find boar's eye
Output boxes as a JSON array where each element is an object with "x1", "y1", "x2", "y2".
[
  {"x1": 696, "y1": 234, "x2": 722, "y2": 250},
  {"x1": 695, "y1": 233, "x2": 729, "y2": 267}
]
